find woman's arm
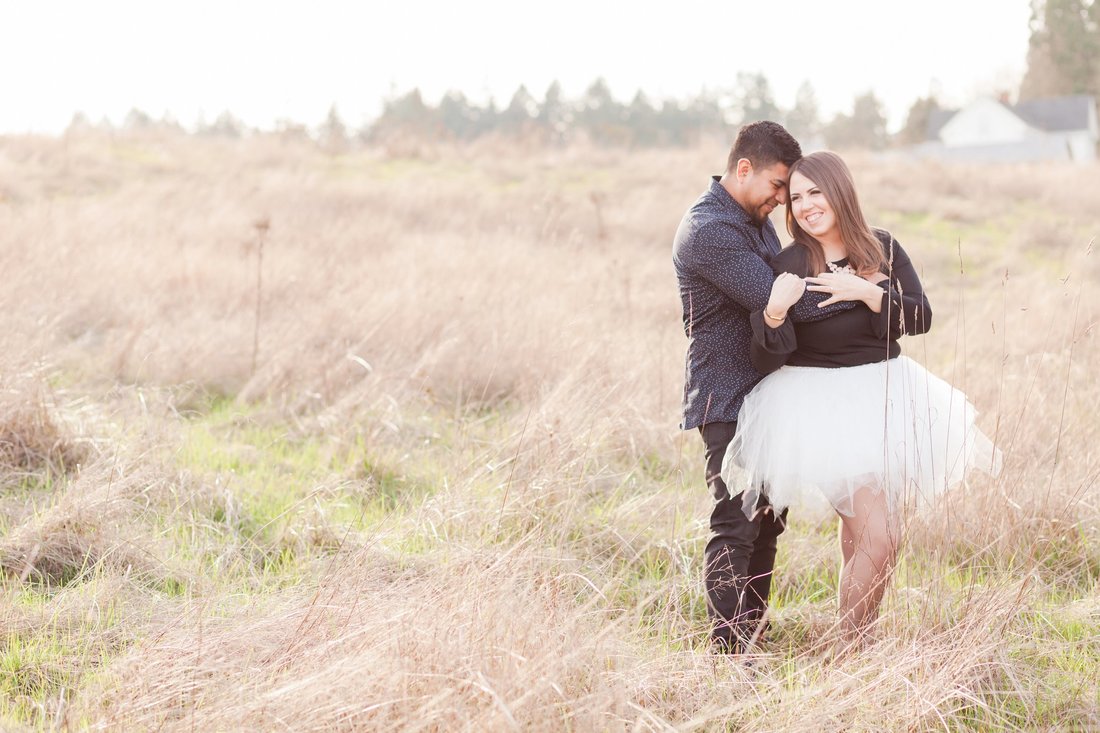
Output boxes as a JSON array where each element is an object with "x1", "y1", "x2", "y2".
[
  {"x1": 875, "y1": 237, "x2": 932, "y2": 338},
  {"x1": 797, "y1": 232, "x2": 931, "y2": 341}
]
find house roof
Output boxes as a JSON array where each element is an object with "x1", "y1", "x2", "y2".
[
  {"x1": 926, "y1": 94, "x2": 1096, "y2": 139},
  {"x1": 1012, "y1": 95, "x2": 1094, "y2": 132},
  {"x1": 926, "y1": 108, "x2": 957, "y2": 139}
]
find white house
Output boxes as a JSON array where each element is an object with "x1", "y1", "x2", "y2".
[{"x1": 917, "y1": 95, "x2": 1098, "y2": 163}]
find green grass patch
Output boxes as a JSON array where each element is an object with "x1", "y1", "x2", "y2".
[
  {"x1": 170, "y1": 402, "x2": 344, "y2": 573},
  {"x1": 169, "y1": 401, "x2": 450, "y2": 573},
  {"x1": 0, "y1": 588, "x2": 127, "y2": 728}
]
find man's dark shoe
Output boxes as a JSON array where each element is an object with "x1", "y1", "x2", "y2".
[{"x1": 710, "y1": 635, "x2": 745, "y2": 655}]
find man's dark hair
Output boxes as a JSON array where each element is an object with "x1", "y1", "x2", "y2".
[{"x1": 726, "y1": 121, "x2": 801, "y2": 172}]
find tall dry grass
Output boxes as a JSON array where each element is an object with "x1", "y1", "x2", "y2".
[{"x1": 0, "y1": 130, "x2": 1096, "y2": 731}]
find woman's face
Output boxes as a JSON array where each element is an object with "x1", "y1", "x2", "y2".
[{"x1": 789, "y1": 171, "x2": 836, "y2": 239}]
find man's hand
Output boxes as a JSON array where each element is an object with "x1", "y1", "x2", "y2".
[
  {"x1": 806, "y1": 271, "x2": 885, "y2": 311},
  {"x1": 764, "y1": 272, "x2": 806, "y2": 325}
]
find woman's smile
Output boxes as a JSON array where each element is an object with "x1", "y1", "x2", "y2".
[{"x1": 789, "y1": 170, "x2": 836, "y2": 237}]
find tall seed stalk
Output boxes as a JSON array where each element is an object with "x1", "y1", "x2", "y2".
[{"x1": 251, "y1": 217, "x2": 271, "y2": 378}]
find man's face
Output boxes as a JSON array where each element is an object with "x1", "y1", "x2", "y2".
[{"x1": 741, "y1": 161, "x2": 790, "y2": 226}]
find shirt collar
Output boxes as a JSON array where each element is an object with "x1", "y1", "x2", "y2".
[{"x1": 709, "y1": 176, "x2": 753, "y2": 225}]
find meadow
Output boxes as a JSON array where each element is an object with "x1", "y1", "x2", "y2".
[{"x1": 0, "y1": 129, "x2": 1096, "y2": 731}]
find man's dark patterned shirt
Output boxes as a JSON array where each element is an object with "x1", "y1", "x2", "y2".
[{"x1": 672, "y1": 177, "x2": 840, "y2": 430}]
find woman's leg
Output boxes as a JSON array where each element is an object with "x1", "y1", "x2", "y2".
[
  {"x1": 839, "y1": 516, "x2": 855, "y2": 566},
  {"x1": 837, "y1": 486, "x2": 898, "y2": 639}
]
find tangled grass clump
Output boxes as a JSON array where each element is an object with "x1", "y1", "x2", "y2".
[{"x1": 0, "y1": 373, "x2": 89, "y2": 484}]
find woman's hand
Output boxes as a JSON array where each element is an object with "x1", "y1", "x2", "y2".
[
  {"x1": 806, "y1": 271, "x2": 885, "y2": 312},
  {"x1": 764, "y1": 272, "x2": 806, "y2": 326},
  {"x1": 862, "y1": 271, "x2": 889, "y2": 285}
]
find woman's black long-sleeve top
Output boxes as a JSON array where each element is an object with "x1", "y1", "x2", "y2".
[{"x1": 750, "y1": 229, "x2": 931, "y2": 374}]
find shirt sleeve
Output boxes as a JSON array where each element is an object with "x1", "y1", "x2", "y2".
[
  {"x1": 746, "y1": 245, "x2": 858, "y2": 375},
  {"x1": 787, "y1": 282, "x2": 858, "y2": 323},
  {"x1": 690, "y1": 221, "x2": 781, "y2": 312},
  {"x1": 749, "y1": 309, "x2": 796, "y2": 375},
  {"x1": 870, "y1": 236, "x2": 933, "y2": 339}
]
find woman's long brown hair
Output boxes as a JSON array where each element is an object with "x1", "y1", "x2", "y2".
[{"x1": 785, "y1": 151, "x2": 887, "y2": 277}]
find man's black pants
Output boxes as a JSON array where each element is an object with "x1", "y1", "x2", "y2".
[{"x1": 700, "y1": 421, "x2": 788, "y2": 651}]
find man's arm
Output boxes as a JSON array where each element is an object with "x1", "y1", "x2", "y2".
[
  {"x1": 691, "y1": 222, "x2": 859, "y2": 314},
  {"x1": 787, "y1": 287, "x2": 858, "y2": 322},
  {"x1": 689, "y1": 222, "x2": 781, "y2": 312}
]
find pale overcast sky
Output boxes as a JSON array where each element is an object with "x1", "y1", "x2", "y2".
[{"x1": 1, "y1": 0, "x2": 1032, "y2": 135}]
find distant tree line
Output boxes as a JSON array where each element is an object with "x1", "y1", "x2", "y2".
[
  {"x1": 364, "y1": 75, "x2": 897, "y2": 150},
  {"x1": 73, "y1": 74, "x2": 895, "y2": 151},
  {"x1": 70, "y1": 4, "x2": 1098, "y2": 152}
]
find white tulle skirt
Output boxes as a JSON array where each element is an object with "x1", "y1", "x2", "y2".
[{"x1": 721, "y1": 356, "x2": 1002, "y2": 520}]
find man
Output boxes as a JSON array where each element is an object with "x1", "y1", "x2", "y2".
[{"x1": 672, "y1": 121, "x2": 850, "y2": 652}]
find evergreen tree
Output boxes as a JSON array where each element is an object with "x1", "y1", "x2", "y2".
[
  {"x1": 577, "y1": 77, "x2": 628, "y2": 143},
  {"x1": 500, "y1": 85, "x2": 539, "y2": 135},
  {"x1": 669, "y1": 93, "x2": 728, "y2": 144},
  {"x1": 785, "y1": 81, "x2": 821, "y2": 143},
  {"x1": 438, "y1": 91, "x2": 487, "y2": 140},
  {"x1": 732, "y1": 72, "x2": 781, "y2": 125},
  {"x1": 1020, "y1": 0, "x2": 1100, "y2": 98},
  {"x1": 318, "y1": 104, "x2": 348, "y2": 150},
  {"x1": 369, "y1": 88, "x2": 441, "y2": 140},
  {"x1": 853, "y1": 92, "x2": 889, "y2": 149},
  {"x1": 537, "y1": 81, "x2": 570, "y2": 142},
  {"x1": 124, "y1": 108, "x2": 154, "y2": 130},
  {"x1": 66, "y1": 112, "x2": 92, "y2": 134},
  {"x1": 824, "y1": 92, "x2": 888, "y2": 150},
  {"x1": 626, "y1": 90, "x2": 660, "y2": 146},
  {"x1": 199, "y1": 110, "x2": 246, "y2": 138},
  {"x1": 275, "y1": 118, "x2": 311, "y2": 143},
  {"x1": 655, "y1": 100, "x2": 694, "y2": 145},
  {"x1": 897, "y1": 95, "x2": 941, "y2": 145}
]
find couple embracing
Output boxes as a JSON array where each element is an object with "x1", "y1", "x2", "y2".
[{"x1": 673, "y1": 121, "x2": 1001, "y2": 653}]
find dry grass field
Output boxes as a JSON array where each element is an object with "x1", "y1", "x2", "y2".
[{"x1": 0, "y1": 129, "x2": 1097, "y2": 731}]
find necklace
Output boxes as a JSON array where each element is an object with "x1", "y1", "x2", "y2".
[{"x1": 827, "y1": 260, "x2": 855, "y2": 275}]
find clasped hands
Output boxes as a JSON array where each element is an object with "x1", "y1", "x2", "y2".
[{"x1": 765, "y1": 270, "x2": 889, "y2": 323}]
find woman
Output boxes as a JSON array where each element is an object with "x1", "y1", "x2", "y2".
[{"x1": 721, "y1": 151, "x2": 1001, "y2": 641}]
